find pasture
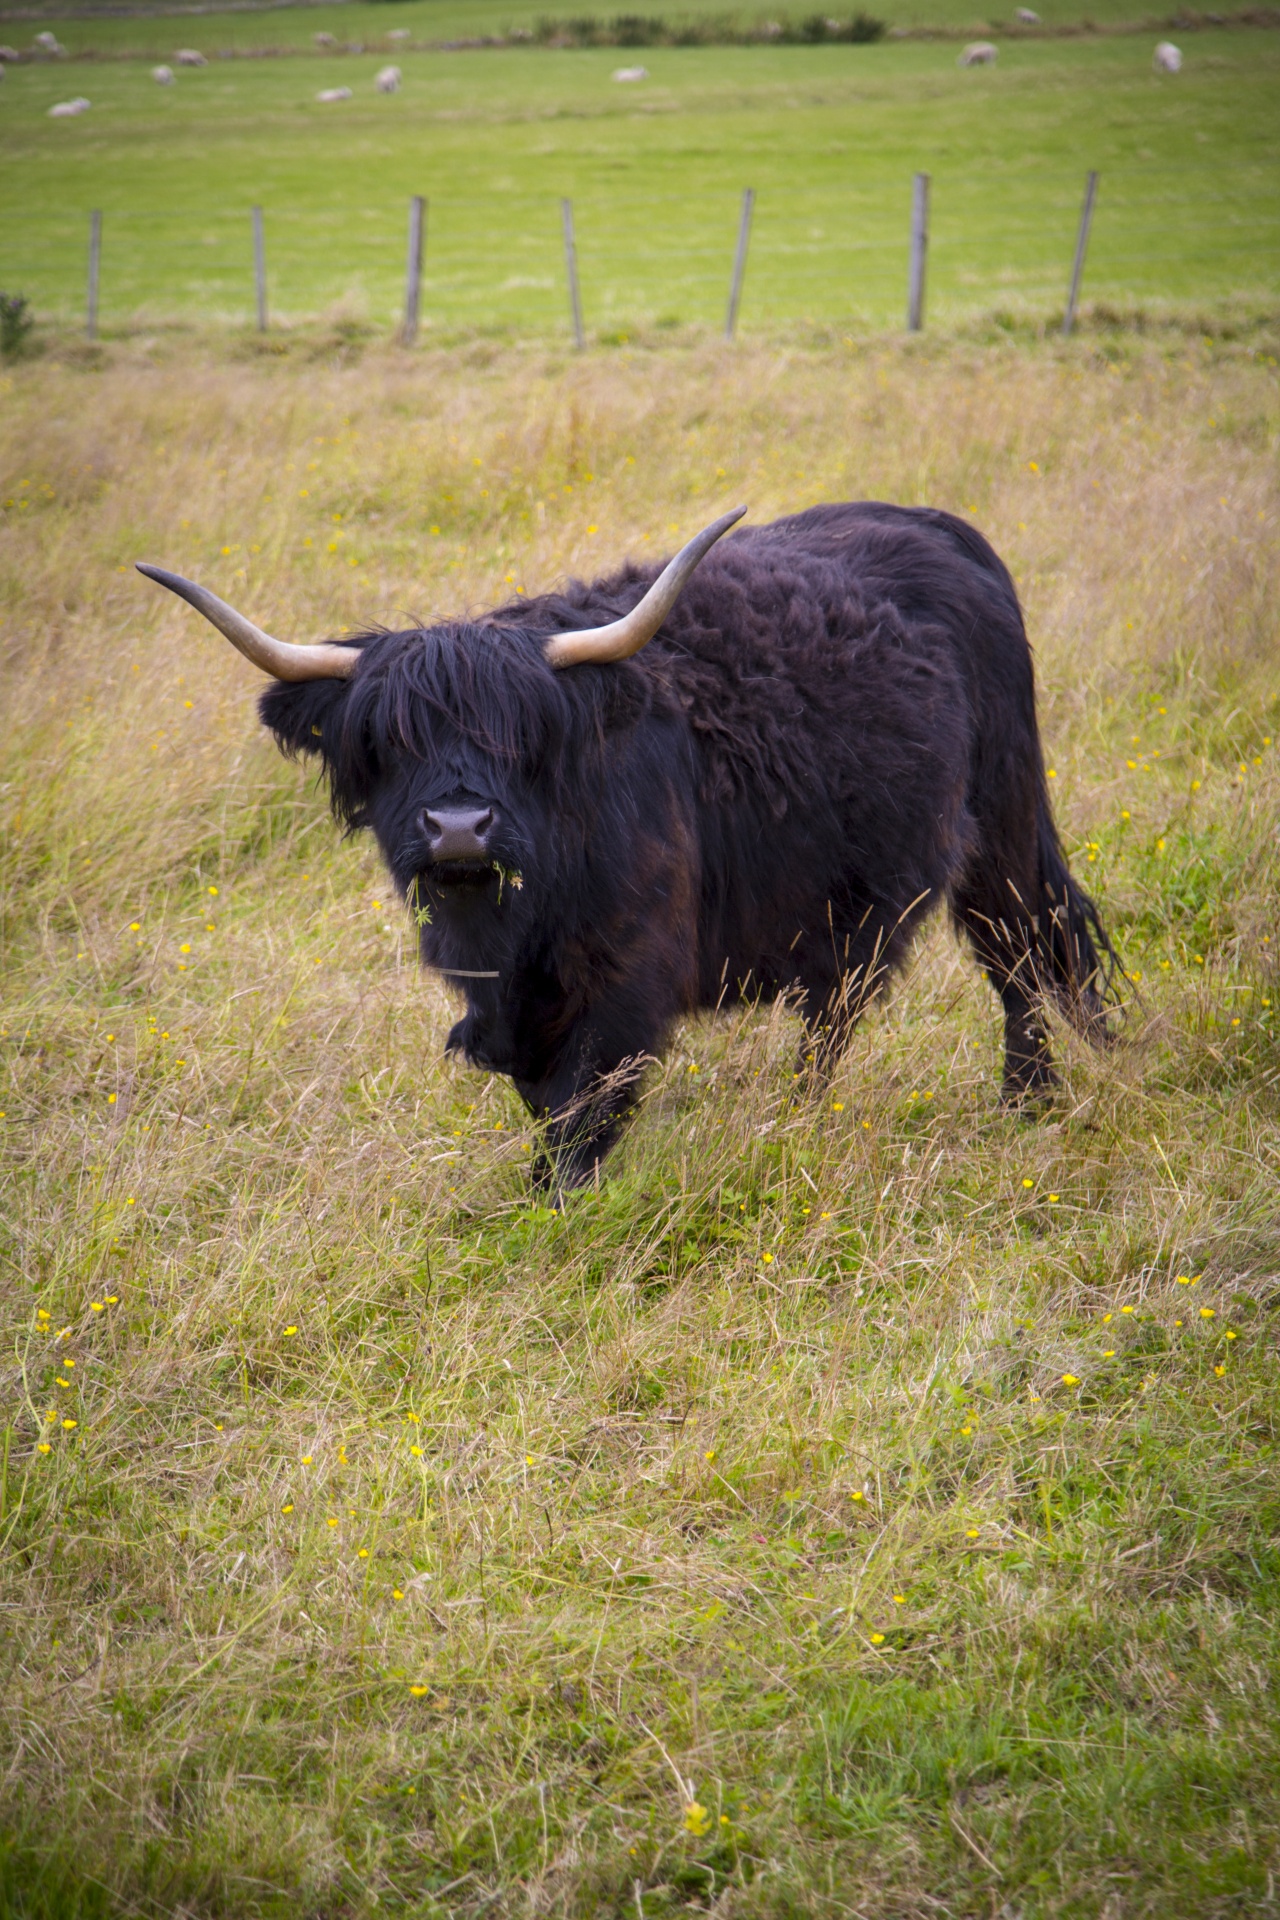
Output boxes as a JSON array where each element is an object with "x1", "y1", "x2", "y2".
[
  {"x1": 1, "y1": 27, "x2": 1277, "y2": 334},
  {"x1": 1, "y1": 317, "x2": 1279, "y2": 1916}
]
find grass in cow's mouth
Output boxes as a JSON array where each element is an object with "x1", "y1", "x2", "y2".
[
  {"x1": 0, "y1": 322, "x2": 1278, "y2": 1918},
  {"x1": 408, "y1": 874, "x2": 433, "y2": 925}
]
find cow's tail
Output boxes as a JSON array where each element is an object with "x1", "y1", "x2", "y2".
[{"x1": 1034, "y1": 790, "x2": 1123, "y2": 1042}]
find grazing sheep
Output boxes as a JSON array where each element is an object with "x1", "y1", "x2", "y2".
[
  {"x1": 1016, "y1": 7, "x2": 1040, "y2": 21},
  {"x1": 374, "y1": 64, "x2": 401, "y2": 93},
  {"x1": 314, "y1": 31, "x2": 336, "y2": 47},
  {"x1": 34, "y1": 30, "x2": 66, "y2": 54},
  {"x1": 48, "y1": 97, "x2": 90, "y2": 116},
  {"x1": 959, "y1": 41, "x2": 998, "y2": 65},
  {"x1": 152, "y1": 65, "x2": 174, "y2": 84},
  {"x1": 174, "y1": 48, "x2": 206, "y2": 67},
  {"x1": 1153, "y1": 40, "x2": 1182, "y2": 72},
  {"x1": 387, "y1": 28, "x2": 411, "y2": 41},
  {"x1": 317, "y1": 86, "x2": 353, "y2": 102},
  {"x1": 612, "y1": 65, "x2": 648, "y2": 81},
  {"x1": 0, "y1": 44, "x2": 22, "y2": 60}
]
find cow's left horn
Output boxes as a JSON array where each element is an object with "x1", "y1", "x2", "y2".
[
  {"x1": 542, "y1": 506, "x2": 747, "y2": 669},
  {"x1": 136, "y1": 564, "x2": 360, "y2": 681}
]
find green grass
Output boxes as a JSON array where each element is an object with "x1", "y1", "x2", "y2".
[
  {"x1": 1, "y1": 319, "x2": 1279, "y2": 1915},
  {"x1": 0, "y1": 0, "x2": 1248, "y2": 58},
  {"x1": 1, "y1": 31, "x2": 1277, "y2": 332}
]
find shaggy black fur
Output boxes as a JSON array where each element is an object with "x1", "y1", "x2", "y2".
[{"x1": 261, "y1": 503, "x2": 1120, "y2": 1189}]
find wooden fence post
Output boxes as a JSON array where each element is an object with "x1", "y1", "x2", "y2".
[
  {"x1": 1062, "y1": 170, "x2": 1099, "y2": 338},
  {"x1": 725, "y1": 187, "x2": 755, "y2": 341},
  {"x1": 907, "y1": 172, "x2": 929, "y2": 332},
  {"x1": 403, "y1": 194, "x2": 426, "y2": 345},
  {"x1": 86, "y1": 209, "x2": 101, "y2": 340},
  {"x1": 252, "y1": 206, "x2": 267, "y2": 332},
  {"x1": 561, "y1": 198, "x2": 585, "y2": 350}
]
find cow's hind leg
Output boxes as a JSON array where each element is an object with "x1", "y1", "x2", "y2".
[{"x1": 951, "y1": 876, "x2": 1056, "y2": 1103}]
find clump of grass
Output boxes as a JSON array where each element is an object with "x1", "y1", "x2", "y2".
[{"x1": 0, "y1": 325, "x2": 1278, "y2": 1916}]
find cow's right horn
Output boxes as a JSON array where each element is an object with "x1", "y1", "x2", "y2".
[
  {"x1": 543, "y1": 506, "x2": 747, "y2": 669},
  {"x1": 136, "y1": 564, "x2": 359, "y2": 681}
]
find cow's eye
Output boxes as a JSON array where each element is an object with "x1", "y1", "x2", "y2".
[{"x1": 311, "y1": 725, "x2": 323, "y2": 737}]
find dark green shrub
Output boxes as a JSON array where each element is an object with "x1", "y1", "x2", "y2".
[{"x1": 0, "y1": 292, "x2": 34, "y2": 359}]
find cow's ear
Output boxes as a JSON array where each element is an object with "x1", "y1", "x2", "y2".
[{"x1": 258, "y1": 676, "x2": 351, "y2": 759}]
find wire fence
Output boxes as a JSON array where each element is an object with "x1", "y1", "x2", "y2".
[{"x1": 1, "y1": 167, "x2": 1275, "y2": 339}]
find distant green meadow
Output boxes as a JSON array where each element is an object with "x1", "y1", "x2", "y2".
[
  {"x1": 0, "y1": 0, "x2": 1250, "y2": 56},
  {"x1": 1, "y1": 27, "x2": 1277, "y2": 336}
]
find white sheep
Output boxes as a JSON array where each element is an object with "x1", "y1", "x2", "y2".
[
  {"x1": 152, "y1": 65, "x2": 174, "y2": 85},
  {"x1": 35, "y1": 30, "x2": 66, "y2": 54},
  {"x1": 1153, "y1": 41, "x2": 1182, "y2": 73},
  {"x1": 314, "y1": 31, "x2": 336, "y2": 47},
  {"x1": 612, "y1": 65, "x2": 648, "y2": 82},
  {"x1": 375, "y1": 65, "x2": 401, "y2": 93},
  {"x1": 48, "y1": 97, "x2": 90, "y2": 116},
  {"x1": 174, "y1": 48, "x2": 206, "y2": 67},
  {"x1": 317, "y1": 86, "x2": 353, "y2": 103},
  {"x1": 959, "y1": 41, "x2": 998, "y2": 65},
  {"x1": 1016, "y1": 7, "x2": 1040, "y2": 21}
]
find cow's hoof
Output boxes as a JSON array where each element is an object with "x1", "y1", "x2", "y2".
[{"x1": 1000, "y1": 1061, "x2": 1057, "y2": 1108}]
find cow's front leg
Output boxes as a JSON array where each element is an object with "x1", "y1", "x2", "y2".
[{"x1": 515, "y1": 1050, "x2": 649, "y2": 1195}]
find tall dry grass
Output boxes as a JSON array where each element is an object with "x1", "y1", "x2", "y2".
[{"x1": 1, "y1": 323, "x2": 1278, "y2": 1917}]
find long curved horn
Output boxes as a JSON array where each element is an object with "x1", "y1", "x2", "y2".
[
  {"x1": 135, "y1": 564, "x2": 359, "y2": 681},
  {"x1": 542, "y1": 505, "x2": 747, "y2": 669}
]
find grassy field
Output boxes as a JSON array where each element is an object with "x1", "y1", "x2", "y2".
[
  {"x1": 1, "y1": 0, "x2": 1251, "y2": 56},
  {"x1": 1, "y1": 317, "x2": 1279, "y2": 1916},
  {"x1": 1, "y1": 29, "x2": 1277, "y2": 333}
]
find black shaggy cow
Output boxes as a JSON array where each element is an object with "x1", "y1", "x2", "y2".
[{"x1": 139, "y1": 502, "x2": 1119, "y2": 1189}]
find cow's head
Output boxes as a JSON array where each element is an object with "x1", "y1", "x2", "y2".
[{"x1": 136, "y1": 508, "x2": 744, "y2": 927}]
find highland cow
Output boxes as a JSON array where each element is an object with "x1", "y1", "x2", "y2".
[{"x1": 138, "y1": 502, "x2": 1118, "y2": 1190}]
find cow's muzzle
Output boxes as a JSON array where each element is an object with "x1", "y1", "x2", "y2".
[{"x1": 420, "y1": 806, "x2": 495, "y2": 865}]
